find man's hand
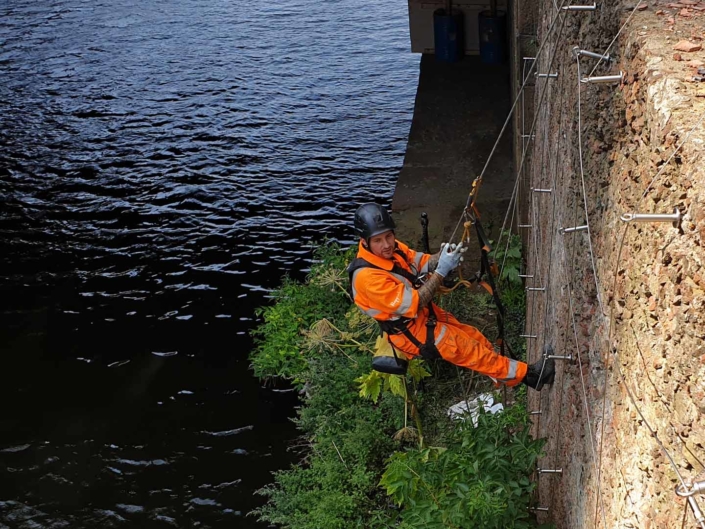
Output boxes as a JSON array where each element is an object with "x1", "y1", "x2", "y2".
[
  {"x1": 435, "y1": 242, "x2": 465, "y2": 277},
  {"x1": 418, "y1": 242, "x2": 465, "y2": 307}
]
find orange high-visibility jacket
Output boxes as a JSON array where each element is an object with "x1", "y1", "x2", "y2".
[{"x1": 350, "y1": 239, "x2": 527, "y2": 386}]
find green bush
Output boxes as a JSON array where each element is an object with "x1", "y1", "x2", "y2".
[
  {"x1": 253, "y1": 350, "x2": 403, "y2": 529},
  {"x1": 249, "y1": 244, "x2": 353, "y2": 384},
  {"x1": 250, "y1": 240, "x2": 549, "y2": 529},
  {"x1": 380, "y1": 403, "x2": 545, "y2": 529},
  {"x1": 251, "y1": 242, "x2": 405, "y2": 528},
  {"x1": 489, "y1": 230, "x2": 523, "y2": 287}
]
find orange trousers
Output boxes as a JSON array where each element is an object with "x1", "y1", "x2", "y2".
[{"x1": 389, "y1": 304, "x2": 527, "y2": 386}]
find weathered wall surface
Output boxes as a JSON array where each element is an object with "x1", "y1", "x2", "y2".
[
  {"x1": 517, "y1": 0, "x2": 705, "y2": 528},
  {"x1": 392, "y1": 1, "x2": 704, "y2": 524},
  {"x1": 522, "y1": 1, "x2": 705, "y2": 527}
]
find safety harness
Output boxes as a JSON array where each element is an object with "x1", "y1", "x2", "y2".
[
  {"x1": 348, "y1": 192, "x2": 518, "y2": 374},
  {"x1": 347, "y1": 247, "x2": 441, "y2": 374}
]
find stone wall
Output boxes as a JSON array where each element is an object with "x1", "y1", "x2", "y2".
[{"x1": 519, "y1": 1, "x2": 705, "y2": 527}]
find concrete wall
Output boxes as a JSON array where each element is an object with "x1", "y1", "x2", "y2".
[{"x1": 520, "y1": 1, "x2": 705, "y2": 527}]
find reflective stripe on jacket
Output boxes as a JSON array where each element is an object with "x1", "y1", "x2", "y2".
[
  {"x1": 350, "y1": 240, "x2": 431, "y2": 322},
  {"x1": 350, "y1": 239, "x2": 527, "y2": 386}
]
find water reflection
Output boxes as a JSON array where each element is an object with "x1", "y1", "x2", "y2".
[{"x1": 0, "y1": 0, "x2": 418, "y2": 526}]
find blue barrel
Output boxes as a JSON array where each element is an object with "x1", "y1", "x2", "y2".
[
  {"x1": 478, "y1": 10, "x2": 507, "y2": 64},
  {"x1": 434, "y1": 9, "x2": 464, "y2": 63}
]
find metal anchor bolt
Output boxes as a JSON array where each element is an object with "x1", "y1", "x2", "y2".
[
  {"x1": 527, "y1": 287, "x2": 546, "y2": 292},
  {"x1": 530, "y1": 410, "x2": 542, "y2": 415},
  {"x1": 535, "y1": 72, "x2": 559, "y2": 78},
  {"x1": 532, "y1": 188, "x2": 553, "y2": 193},
  {"x1": 581, "y1": 71, "x2": 624, "y2": 84},
  {"x1": 520, "y1": 334, "x2": 538, "y2": 339},
  {"x1": 561, "y1": 225, "x2": 588, "y2": 233},
  {"x1": 572, "y1": 46, "x2": 611, "y2": 61},
  {"x1": 538, "y1": 468, "x2": 563, "y2": 474},
  {"x1": 529, "y1": 506, "x2": 550, "y2": 512},
  {"x1": 518, "y1": 274, "x2": 534, "y2": 278},
  {"x1": 562, "y1": 3, "x2": 597, "y2": 10},
  {"x1": 676, "y1": 479, "x2": 705, "y2": 498},
  {"x1": 519, "y1": 224, "x2": 533, "y2": 229},
  {"x1": 620, "y1": 208, "x2": 681, "y2": 228},
  {"x1": 547, "y1": 354, "x2": 573, "y2": 361}
]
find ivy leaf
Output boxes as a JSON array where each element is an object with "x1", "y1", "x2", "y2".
[{"x1": 504, "y1": 267, "x2": 520, "y2": 286}]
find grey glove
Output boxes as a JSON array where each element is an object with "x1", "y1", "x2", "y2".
[{"x1": 435, "y1": 241, "x2": 464, "y2": 277}]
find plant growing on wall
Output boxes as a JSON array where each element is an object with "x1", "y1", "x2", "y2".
[
  {"x1": 489, "y1": 229, "x2": 523, "y2": 287},
  {"x1": 250, "y1": 244, "x2": 353, "y2": 385}
]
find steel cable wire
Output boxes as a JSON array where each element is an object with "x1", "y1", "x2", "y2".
[
  {"x1": 448, "y1": 0, "x2": 572, "y2": 244},
  {"x1": 433, "y1": 0, "x2": 702, "y2": 521},
  {"x1": 628, "y1": 322, "x2": 705, "y2": 471},
  {"x1": 493, "y1": 0, "x2": 650, "y2": 254},
  {"x1": 564, "y1": 189, "x2": 608, "y2": 528},
  {"x1": 454, "y1": 0, "x2": 649, "y2": 247},
  {"x1": 530, "y1": 58, "x2": 563, "y2": 376},
  {"x1": 524, "y1": 79, "x2": 554, "y2": 444},
  {"x1": 571, "y1": 55, "x2": 694, "y2": 528},
  {"x1": 483, "y1": 1, "x2": 705, "y2": 525},
  {"x1": 520, "y1": 0, "x2": 572, "y2": 399},
  {"x1": 497, "y1": 55, "x2": 532, "y2": 282},
  {"x1": 534, "y1": 64, "x2": 575, "y2": 513},
  {"x1": 591, "y1": 105, "x2": 705, "y2": 529},
  {"x1": 492, "y1": 7, "x2": 575, "y2": 515},
  {"x1": 528, "y1": 37, "x2": 598, "y2": 516},
  {"x1": 575, "y1": 56, "x2": 606, "y2": 316},
  {"x1": 586, "y1": 0, "x2": 644, "y2": 78},
  {"x1": 464, "y1": 9, "x2": 566, "y2": 515},
  {"x1": 572, "y1": 3, "x2": 705, "y2": 524},
  {"x1": 494, "y1": 7, "x2": 573, "y2": 388},
  {"x1": 494, "y1": 13, "x2": 571, "y2": 267},
  {"x1": 489, "y1": 2, "x2": 642, "y2": 520}
]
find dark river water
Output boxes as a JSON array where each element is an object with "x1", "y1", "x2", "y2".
[{"x1": 0, "y1": 1, "x2": 418, "y2": 526}]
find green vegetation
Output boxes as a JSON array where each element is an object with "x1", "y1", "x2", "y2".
[
  {"x1": 379, "y1": 404, "x2": 543, "y2": 529},
  {"x1": 489, "y1": 229, "x2": 523, "y2": 287},
  {"x1": 250, "y1": 244, "x2": 352, "y2": 385},
  {"x1": 250, "y1": 241, "x2": 548, "y2": 528}
]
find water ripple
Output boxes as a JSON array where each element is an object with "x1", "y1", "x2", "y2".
[{"x1": 0, "y1": 0, "x2": 418, "y2": 527}]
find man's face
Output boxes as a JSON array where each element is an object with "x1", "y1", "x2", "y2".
[{"x1": 368, "y1": 230, "x2": 395, "y2": 260}]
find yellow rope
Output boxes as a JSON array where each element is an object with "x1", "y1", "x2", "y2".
[{"x1": 436, "y1": 178, "x2": 496, "y2": 295}]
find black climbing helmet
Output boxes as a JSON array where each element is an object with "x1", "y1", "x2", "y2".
[{"x1": 354, "y1": 203, "x2": 396, "y2": 241}]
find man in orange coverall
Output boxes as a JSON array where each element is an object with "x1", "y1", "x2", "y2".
[{"x1": 349, "y1": 203, "x2": 555, "y2": 390}]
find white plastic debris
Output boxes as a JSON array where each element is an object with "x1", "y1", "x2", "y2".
[{"x1": 447, "y1": 393, "x2": 504, "y2": 427}]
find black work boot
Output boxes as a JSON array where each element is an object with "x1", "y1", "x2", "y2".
[{"x1": 522, "y1": 346, "x2": 556, "y2": 390}]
